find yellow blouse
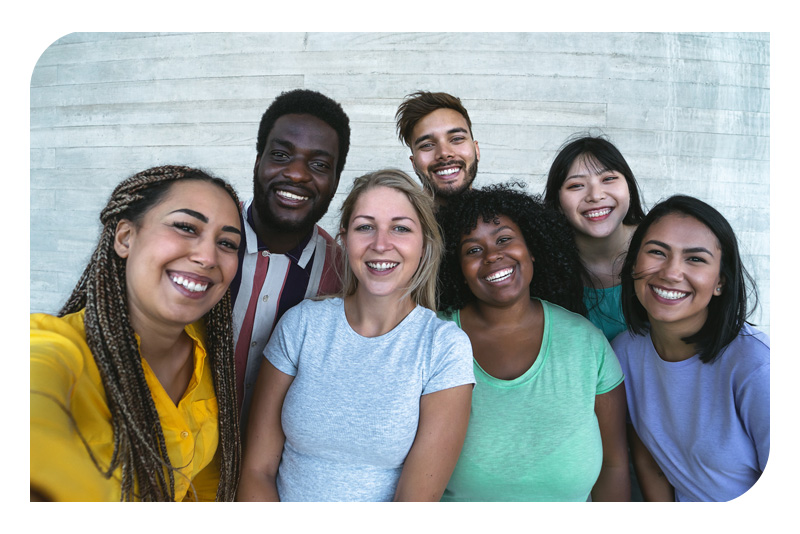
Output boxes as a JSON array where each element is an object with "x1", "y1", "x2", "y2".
[{"x1": 30, "y1": 310, "x2": 220, "y2": 501}]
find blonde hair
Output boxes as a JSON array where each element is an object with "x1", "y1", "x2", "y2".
[{"x1": 337, "y1": 169, "x2": 442, "y2": 311}]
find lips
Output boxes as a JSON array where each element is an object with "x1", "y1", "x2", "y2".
[
  {"x1": 169, "y1": 271, "x2": 213, "y2": 295},
  {"x1": 650, "y1": 285, "x2": 689, "y2": 301},
  {"x1": 271, "y1": 183, "x2": 313, "y2": 206},
  {"x1": 582, "y1": 207, "x2": 612, "y2": 221},
  {"x1": 484, "y1": 266, "x2": 514, "y2": 283},
  {"x1": 431, "y1": 163, "x2": 463, "y2": 181}
]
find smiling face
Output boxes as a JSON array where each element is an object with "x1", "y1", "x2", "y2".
[
  {"x1": 558, "y1": 154, "x2": 631, "y2": 240},
  {"x1": 344, "y1": 186, "x2": 424, "y2": 302},
  {"x1": 459, "y1": 214, "x2": 535, "y2": 308},
  {"x1": 409, "y1": 108, "x2": 480, "y2": 199},
  {"x1": 114, "y1": 180, "x2": 242, "y2": 332},
  {"x1": 252, "y1": 113, "x2": 340, "y2": 237},
  {"x1": 633, "y1": 213, "x2": 724, "y2": 336}
]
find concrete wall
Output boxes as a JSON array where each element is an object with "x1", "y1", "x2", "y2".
[{"x1": 30, "y1": 32, "x2": 770, "y2": 333}]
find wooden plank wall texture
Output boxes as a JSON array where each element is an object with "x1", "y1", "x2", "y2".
[{"x1": 30, "y1": 32, "x2": 770, "y2": 334}]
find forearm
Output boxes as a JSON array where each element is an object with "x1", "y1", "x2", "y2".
[
  {"x1": 236, "y1": 468, "x2": 281, "y2": 502},
  {"x1": 592, "y1": 462, "x2": 630, "y2": 501}
]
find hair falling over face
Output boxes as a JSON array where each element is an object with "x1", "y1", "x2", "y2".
[{"x1": 58, "y1": 165, "x2": 241, "y2": 501}]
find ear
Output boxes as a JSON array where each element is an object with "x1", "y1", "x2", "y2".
[
  {"x1": 409, "y1": 154, "x2": 415, "y2": 166},
  {"x1": 714, "y1": 275, "x2": 726, "y2": 296},
  {"x1": 113, "y1": 219, "x2": 135, "y2": 259},
  {"x1": 474, "y1": 140, "x2": 480, "y2": 162},
  {"x1": 253, "y1": 153, "x2": 262, "y2": 177}
]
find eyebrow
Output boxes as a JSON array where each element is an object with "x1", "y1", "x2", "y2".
[
  {"x1": 169, "y1": 209, "x2": 242, "y2": 235},
  {"x1": 460, "y1": 224, "x2": 514, "y2": 246},
  {"x1": 353, "y1": 215, "x2": 417, "y2": 223},
  {"x1": 644, "y1": 239, "x2": 714, "y2": 256},
  {"x1": 271, "y1": 138, "x2": 335, "y2": 160},
  {"x1": 566, "y1": 166, "x2": 612, "y2": 181},
  {"x1": 412, "y1": 127, "x2": 470, "y2": 148}
]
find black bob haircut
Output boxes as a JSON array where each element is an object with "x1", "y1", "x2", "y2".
[
  {"x1": 543, "y1": 134, "x2": 646, "y2": 226},
  {"x1": 256, "y1": 89, "x2": 351, "y2": 181},
  {"x1": 436, "y1": 183, "x2": 587, "y2": 316},
  {"x1": 620, "y1": 195, "x2": 759, "y2": 364}
]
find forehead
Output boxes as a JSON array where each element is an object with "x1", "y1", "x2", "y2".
[
  {"x1": 568, "y1": 153, "x2": 611, "y2": 177},
  {"x1": 267, "y1": 113, "x2": 339, "y2": 155},
  {"x1": 411, "y1": 108, "x2": 471, "y2": 140},
  {"x1": 645, "y1": 214, "x2": 720, "y2": 250},
  {"x1": 463, "y1": 214, "x2": 522, "y2": 238},
  {"x1": 150, "y1": 180, "x2": 240, "y2": 223},
  {"x1": 352, "y1": 186, "x2": 418, "y2": 218}
]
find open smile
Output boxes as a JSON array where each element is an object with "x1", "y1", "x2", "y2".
[
  {"x1": 582, "y1": 207, "x2": 612, "y2": 221},
  {"x1": 169, "y1": 271, "x2": 213, "y2": 297},
  {"x1": 432, "y1": 165, "x2": 463, "y2": 182},
  {"x1": 650, "y1": 285, "x2": 689, "y2": 301},
  {"x1": 484, "y1": 266, "x2": 514, "y2": 283},
  {"x1": 366, "y1": 261, "x2": 399, "y2": 273}
]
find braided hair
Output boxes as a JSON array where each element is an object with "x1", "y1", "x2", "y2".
[
  {"x1": 436, "y1": 183, "x2": 587, "y2": 316},
  {"x1": 59, "y1": 165, "x2": 241, "y2": 501}
]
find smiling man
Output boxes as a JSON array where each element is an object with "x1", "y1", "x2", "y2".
[
  {"x1": 231, "y1": 89, "x2": 351, "y2": 428},
  {"x1": 396, "y1": 91, "x2": 480, "y2": 208}
]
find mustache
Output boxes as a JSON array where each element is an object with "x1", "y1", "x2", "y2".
[
  {"x1": 269, "y1": 181, "x2": 314, "y2": 196},
  {"x1": 429, "y1": 160, "x2": 465, "y2": 171}
]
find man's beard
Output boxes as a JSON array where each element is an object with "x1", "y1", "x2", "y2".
[
  {"x1": 252, "y1": 174, "x2": 333, "y2": 234},
  {"x1": 417, "y1": 157, "x2": 479, "y2": 199}
]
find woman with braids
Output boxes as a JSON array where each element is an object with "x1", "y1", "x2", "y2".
[
  {"x1": 437, "y1": 184, "x2": 629, "y2": 501},
  {"x1": 613, "y1": 196, "x2": 769, "y2": 501},
  {"x1": 544, "y1": 135, "x2": 646, "y2": 341},
  {"x1": 237, "y1": 169, "x2": 474, "y2": 502},
  {"x1": 30, "y1": 165, "x2": 242, "y2": 501}
]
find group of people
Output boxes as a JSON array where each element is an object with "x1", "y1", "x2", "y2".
[{"x1": 30, "y1": 89, "x2": 769, "y2": 502}]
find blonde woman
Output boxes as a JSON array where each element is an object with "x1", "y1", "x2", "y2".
[{"x1": 237, "y1": 169, "x2": 474, "y2": 502}]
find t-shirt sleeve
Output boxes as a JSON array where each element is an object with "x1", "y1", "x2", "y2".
[
  {"x1": 595, "y1": 332, "x2": 625, "y2": 395},
  {"x1": 30, "y1": 315, "x2": 109, "y2": 501},
  {"x1": 423, "y1": 321, "x2": 475, "y2": 395},
  {"x1": 263, "y1": 307, "x2": 301, "y2": 377}
]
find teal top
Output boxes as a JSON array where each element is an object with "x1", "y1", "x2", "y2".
[
  {"x1": 437, "y1": 300, "x2": 624, "y2": 502},
  {"x1": 583, "y1": 285, "x2": 626, "y2": 341}
]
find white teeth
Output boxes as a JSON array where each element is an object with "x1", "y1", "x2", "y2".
[
  {"x1": 435, "y1": 167, "x2": 459, "y2": 176},
  {"x1": 652, "y1": 286, "x2": 688, "y2": 300},
  {"x1": 171, "y1": 275, "x2": 209, "y2": 293},
  {"x1": 485, "y1": 267, "x2": 514, "y2": 282},
  {"x1": 277, "y1": 190, "x2": 309, "y2": 201},
  {"x1": 367, "y1": 262, "x2": 399, "y2": 271},
  {"x1": 584, "y1": 208, "x2": 611, "y2": 219}
]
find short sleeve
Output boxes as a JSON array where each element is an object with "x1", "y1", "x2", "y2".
[
  {"x1": 595, "y1": 334, "x2": 624, "y2": 395},
  {"x1": 263, "y1": 306, "x2": 302, "y2": 377},
  {"x1": 423, "y1": 321, "x2": 475, "y2": 395}
]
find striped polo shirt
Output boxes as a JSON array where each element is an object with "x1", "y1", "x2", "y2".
[{"x1": 230, "y1": 198, "x2": 342, "y2": 426}]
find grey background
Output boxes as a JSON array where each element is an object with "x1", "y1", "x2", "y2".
[{"x1": 30, "y1": 32, "x2": 770, "y2": 333}]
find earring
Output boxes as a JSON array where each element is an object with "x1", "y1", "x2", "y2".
[{"x1": 715, "y1": 286, "x2": 722, "y2": 294}]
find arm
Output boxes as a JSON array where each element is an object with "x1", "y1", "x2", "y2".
[
  {"x1": 628, "y1": 423, "x2": 674, "y2": 501},
  {"x1": 591, "y1": 384, "x2": 630, "y2": 501},
  {"x1": 236, "y1": 360, "x2": 294, "y2": 501},
  {"x1": 393, "y1": 384, "x2": 473, "y2": 502}
]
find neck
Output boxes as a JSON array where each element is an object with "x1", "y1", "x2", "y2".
[
  {"x1": 128, "y1": 312, "x2": 191, "y2": 366},
  {"x1": 466, "y1": 294, "x2": 539, "y2": 329},
  {"x1": 649, "y1": 322, "x2": 701, "y2": 362},
  {"x1": 574, "y1": 223, "x2": 635, "y2": 285},
  {"x1": 344, "y1": 291, "x2": 416, "y2": 338},
  {"x1": 252, "y1": 207, "x2": 313, "y2": 255}
]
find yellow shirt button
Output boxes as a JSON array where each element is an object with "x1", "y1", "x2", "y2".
[{"x1": 181, "y1": 431, "x2": 189, "y2": 439}]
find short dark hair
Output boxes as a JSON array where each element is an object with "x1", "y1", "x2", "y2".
[
  {"x1": 620, "y1": 195, "x2": 758, "y2": 364},
  {"x1": 395, "y1": 91, "x2": 474, "y2": 147},
  {"x1": 436, "y1": 183, "x2": 587, "y2": 316},
  {"x1": 544, "y1": 135, "x2": 645, "y2": 225},
  {"x1": 256, "y1": 89, "x2": 351, "y2": 180}
]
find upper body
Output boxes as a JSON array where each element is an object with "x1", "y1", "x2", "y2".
[
  {"x1": 439, "y1": 300, "x2": 624, "y2": 501},
  {"x1": 264, "y1": 297, "x2": 474, "y2": 501},
  {"x1": 613, "y1": 324, "x2": 770, "y2": 502},
  {"x1": 230, "y1": 198, "x2": 341, "y2": 425},
  {"x1": 31, "y1": 310, "x2": 220, "y2": 502}
]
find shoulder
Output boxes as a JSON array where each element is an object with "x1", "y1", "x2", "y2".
[
  {"x1": 31, "y1": 310, "x2": 92, "y2": 376},
  {"x1": 543, "y1": 300, "x2": 607, "y2": 344},
  {"x1": 286, "y1": 297, "x2": 341, "y2": 322},
  {"x1": 717, "y1": 323, "x2": 770, "y2": 371}
]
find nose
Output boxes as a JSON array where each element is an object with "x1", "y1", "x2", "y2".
[
  {"x1": 659, "y1": 256, "x2": 683, "y2": 283},
  {"x1": 484, "y1": 246, "x2": 503, "y2": 264},
  {"x1": 585, "y1": 181, "x2": 605, "y2": 202},
  {"x1": 435, "y1": 142, "x2": 454, "y2": 161},
  {"x1": 283, "y1": 157, "x2": 312, "y2": 183},
  {"x1": 371, "y1": 228, "x2": 393, "y2": 253},
  {"x1": 190, "y1": 236, "x2": 218, "y2": 270}
]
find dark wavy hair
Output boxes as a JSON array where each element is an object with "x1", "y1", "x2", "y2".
[
  {"x1": 256, "y1": 88, "x2": 351, "y2": 181},
  {"x1": 620, "y1": 195, "x2": 758, "y2": 364},
  {"x1": 395, "y1": 91, "x2": 474, "y2": 147},
  {"x1": 544, "y1": 134, "x2": 645, "y2": 226},
  {"x1": 437, "y1": 183, "x2": 587, "y2": 316}
]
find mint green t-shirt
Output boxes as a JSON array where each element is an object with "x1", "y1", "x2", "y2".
[{"x1": 438, "y1": 299, "x2": 624, "y2": 502}]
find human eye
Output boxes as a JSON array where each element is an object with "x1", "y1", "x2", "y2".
[
  {"x1": 417, "y1": 142, "x2": 434, "y2": 151},
  {"x1": 172, "y1": 221, "x2": 197, "y2": 234},
  {"x1": 602, "y1": 173, "x2": 620, "y2": 182},
  {"x1": 463, "y1": 245, "x2": 481, "y2": 256},
  {"x1": 354, "y1": 224, "x2": 373, "y2": 232},
  {"x1": 270, "y1": 151, "x2": 289, "y2": 161},
  {"x1": 497, "y1": 235, "x2": 512, "y2": 245},
  {"x1": 393, "y1": 225, "x2": 411, "y2": 233},
  {"x1": 564, "y1": 182, "x2": 583, "y2": 191},
  {"x1": 645, "y1": 248, "x2": 665, "y2": 257},
  {"x1": 311, "y1": 160, "x2": 332, "y2": 171},
  {"x1": 687, "y1": 255, "x2": 708, "y2": 264},
  {"x1": 218, "y1": 238, "x2": 240, "y2": 251}
]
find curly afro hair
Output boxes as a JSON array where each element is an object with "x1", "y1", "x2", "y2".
[{"x1": 436, "y1": 183, "x2": 587, "y2": 316}]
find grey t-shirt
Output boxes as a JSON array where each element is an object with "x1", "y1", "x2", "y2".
[{"x1": 264, "y1": 297, "x2": 475, "y2": 502}]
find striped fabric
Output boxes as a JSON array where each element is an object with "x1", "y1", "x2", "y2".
[{"x1": 230, "y1": 199, "x2": 342, "y2": 426}]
